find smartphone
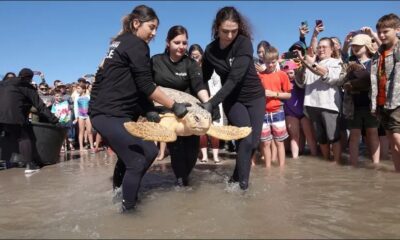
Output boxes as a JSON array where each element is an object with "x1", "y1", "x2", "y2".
[
  {"x1": 301, "y1": 21, "x2": 308, "y2": 28},
  {"x1": 254, "y1": 57, "x2": 263, "y2": 64},
  {"x1": 315, "y1": 19, "x2": 323, "y2": 26},
  {"x1": 350, "y1": 30, "x2": 363, "y2": 36},
  {"x1": 282, "y1": 52, "x2": 298, "y2": 60},
  {"x1": 33, "y1": 71, "x2": 42, "y2": 76}
]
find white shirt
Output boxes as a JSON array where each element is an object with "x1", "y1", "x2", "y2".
[{"x1": 303, "y1": 58, "x2": 343, "y2": 112}]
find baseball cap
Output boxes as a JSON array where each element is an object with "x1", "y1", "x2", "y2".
[{"x1": 350, "y1": 34, "x2": 376, "y2": 54}]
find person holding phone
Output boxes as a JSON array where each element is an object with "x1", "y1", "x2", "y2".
[
  {"x1": 309, "y1": 19, "x2": 325, "y2": 55},
  {"x1": 294, "y1": 37, "x2": 343, "y2": 164}
]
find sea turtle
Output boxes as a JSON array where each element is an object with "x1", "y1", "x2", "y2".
[{"x1": 124, "y1": 87, "x2": 252, "y2": 142}]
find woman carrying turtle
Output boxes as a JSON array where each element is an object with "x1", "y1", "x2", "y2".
[
  {"x1": 200, "y1": 7, "x2": 265, "y2": 190},
  {"x1": 89, "y1": 5, "x2": 189, "y2": 213},
  {"x1": 151, "y1": 25, "x2": 211, "y2": 186}
]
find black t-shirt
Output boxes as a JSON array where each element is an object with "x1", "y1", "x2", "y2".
[
  {"x1": 151, "y1": 53, "x2": 206, "y2": 95},
  {"x1": 202, "y1": 35, "x2": 264, "y2": 107},
  {"x1": 89, "y1": 33, "x2": 157, "y2": 119}
]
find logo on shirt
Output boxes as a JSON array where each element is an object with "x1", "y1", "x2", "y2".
[
  {"x1": 229, "y1": 57, "x2": 235, "y2": 67},
  {"x1": 105, "y1": 41, "x2": 121, "y2": 59},
  {"x1": 175, "y1": 72, "x2": 187, "y2": 77}
]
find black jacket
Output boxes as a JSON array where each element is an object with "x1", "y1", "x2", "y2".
[
  {"x1": 89, "y1": 33, "x2": 157, "y2": 119},
  {"x1": 0, "y1": 77, "x2": 58, "y2": 125}
]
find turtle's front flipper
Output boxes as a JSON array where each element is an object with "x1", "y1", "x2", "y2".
[
  {"x1": 206, "y1": 125, "x2": 252, "y2": 141},
  {"x1": 124, "y1": 122, "x2": 177, "y2": 142}
]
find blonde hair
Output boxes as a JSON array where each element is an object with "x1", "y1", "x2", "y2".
[{"x1": 263, "y1": 46, "x2": 279, "y2": 62}]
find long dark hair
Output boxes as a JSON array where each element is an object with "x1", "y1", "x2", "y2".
[
  {"x1": 164, "y1": 25, "x2": 188, "y2": 54},
  {"x1": 112, "y1": 5, "x2": 159, "y2": 41},
  {"x1": 188, "y1": 44, "x2": 204, "y2": 56},
  {"x1": 2, "y1": 72, "x2": 16, "y2": 81},
  {"x1": 211, "y1": 6, "x2": 252, "y2": 40}
]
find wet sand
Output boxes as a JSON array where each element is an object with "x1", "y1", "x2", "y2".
[{"x1": 1, "y1": 149, "x2": 400, "y2": 239}]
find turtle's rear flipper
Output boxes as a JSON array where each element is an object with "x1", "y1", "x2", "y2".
[
  {"x1": 206, "y1": 125, "x2": 252, "y2": 141},
  {"x1": 124, "y1": 122, "x2": 177, "y2": 142}
]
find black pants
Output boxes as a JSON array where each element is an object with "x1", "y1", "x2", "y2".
[
  {"x1": 91, "y1": 115, "x2": 158, "y2": 205},
  {"x1": 223, "y1": 96, "x2": 265, "y2": 189},
  {"x1": 0, "y1": 124, "x2": 34, "y2": 165},
  {"x1": 167, "y1": 135, "x2": 199, "y2": 181}
]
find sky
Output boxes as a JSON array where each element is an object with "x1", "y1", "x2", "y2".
[{"x1": 0, "y1": 1, "x2": 398, "y2": 84}]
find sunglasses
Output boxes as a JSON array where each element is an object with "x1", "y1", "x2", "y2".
[{"x1": 39, "y1": 88, "x2": 48, "y2": 90}]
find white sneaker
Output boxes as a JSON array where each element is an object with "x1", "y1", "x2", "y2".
[{"x1": 24, "y1": 162, "x2": 40, "y2": 174}]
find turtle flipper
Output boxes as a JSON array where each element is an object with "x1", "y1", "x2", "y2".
[
  {"x1": 124, "y1": 122, "x2": 177, "y2": 142},
  {"x1": 206, "y1": 125, "x2": 252, "y2": 140}
]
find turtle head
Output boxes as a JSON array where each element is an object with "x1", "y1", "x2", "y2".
[{"x1": 179, "y1": 110, "x2": 212, "y2": 135}]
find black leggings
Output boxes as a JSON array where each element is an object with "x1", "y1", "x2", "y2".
[
  {"x1": 91, "y1": 115, "x2": 158, "y2": 205},
  {"x1": 223, "y1": 96, "x2": 265, "y2": 189},
  {"x1": 167, "y1": 135, "x2": 199, "y2": 180}
]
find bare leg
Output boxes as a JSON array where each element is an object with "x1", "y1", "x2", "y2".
[
  {"x1": 85, "y1": 118, "x2": 95, "y2": 150},
  {"x1": 320, "y1": 143, "x2": 330, "y2": 160},
  {"x1": 271, "y1": 140, "x2": 277, "y2": 163},
  {"x1": 332, "y1": 141, "x2": 342, "y2": 164},
  {"x1": 286, "y1": 116, "x2": 300, "y2": 159},
  {"x1": 156, "y1": 142, "x2": 167, "y2": 161},
  {"x1": 260, "y1": 141, "x2": 272, "y2": 168},
  {"x1": 349, "y1": 129, "x2": 361, "y2": 166},
  {"x1": 301, "y1": 117, "x2": 318, "y2": 156},
  {"x1": 366, "y1": 128, "x2": 380, "y2": 164},
  {"x1": 389, "y1": 132, "x2": 400, "y2": 172},
  {"x1": 78, "y1": 119, "x2": 85, "y2": 151},
  {"x1": 275, "y1": 140, "x2": 286, "y2": 167},
  {"x1": 94, "y1": 133, "x2": 102, "y2": 152}
]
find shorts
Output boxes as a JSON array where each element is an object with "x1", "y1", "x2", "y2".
[
  {"x1": 260, "y1": 110, "x2": 288, "y2": 142},
  {"x1": 347, "y1": 108, "x2": 379, "y2": 130},
  {"x1": 380, "y1": 106, "x2": 400, "y2": 133},
  {"x1": 305, "y1": 106, "x2": 340, "y2": 144},
  {"x1": 284, "y1": 105, "x2": 305, "y2": 119}
]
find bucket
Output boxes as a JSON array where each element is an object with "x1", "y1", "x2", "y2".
[{"x1": 31, "y1": 122, "x2": 67, "y2": 165}]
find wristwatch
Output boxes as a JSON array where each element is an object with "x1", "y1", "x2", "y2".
[{"x1": 312, "y1": 63, "x2": 318, "y2": 69}]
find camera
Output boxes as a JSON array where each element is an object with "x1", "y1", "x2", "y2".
[
  {"x1": 315, "y1": 19, "x2": 323, "y2": 26},
  {"x1": 282, "y1": 52, "x2": 298, "y2": 60}
]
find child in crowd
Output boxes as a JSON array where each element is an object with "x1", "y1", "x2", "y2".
[
  {"x1": 370, "y1": 13, "x2": 400, "y2": 172},
  {"x1": 342, "y1": 33, "x2": 380, "y2": 166},
  {"x1": 51, "y1": 89, "x2": 74, "y2": 152},
  {"x1": 258, "y1": 46, "x2": 292, "y2": 168},
  {"x1": 73, "y1": 82, "x2": 94, "y2": 152},
  {"x1": 282, "y1": 60, "x2": 317, "y2": 158}
]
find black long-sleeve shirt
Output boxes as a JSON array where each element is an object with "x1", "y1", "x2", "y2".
[
  {"x1": 0, "y1": 77, "x2": 58, "y2": 125},
  {"x1": 151, "y1": 53, "x2": 206, "y2": 95},
  {"x1": 89, "y1": 33, "x2": 157, "y2": 119},
  {"x1": 202, "y1": 35, "x2": 264, "y2": 107}
]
